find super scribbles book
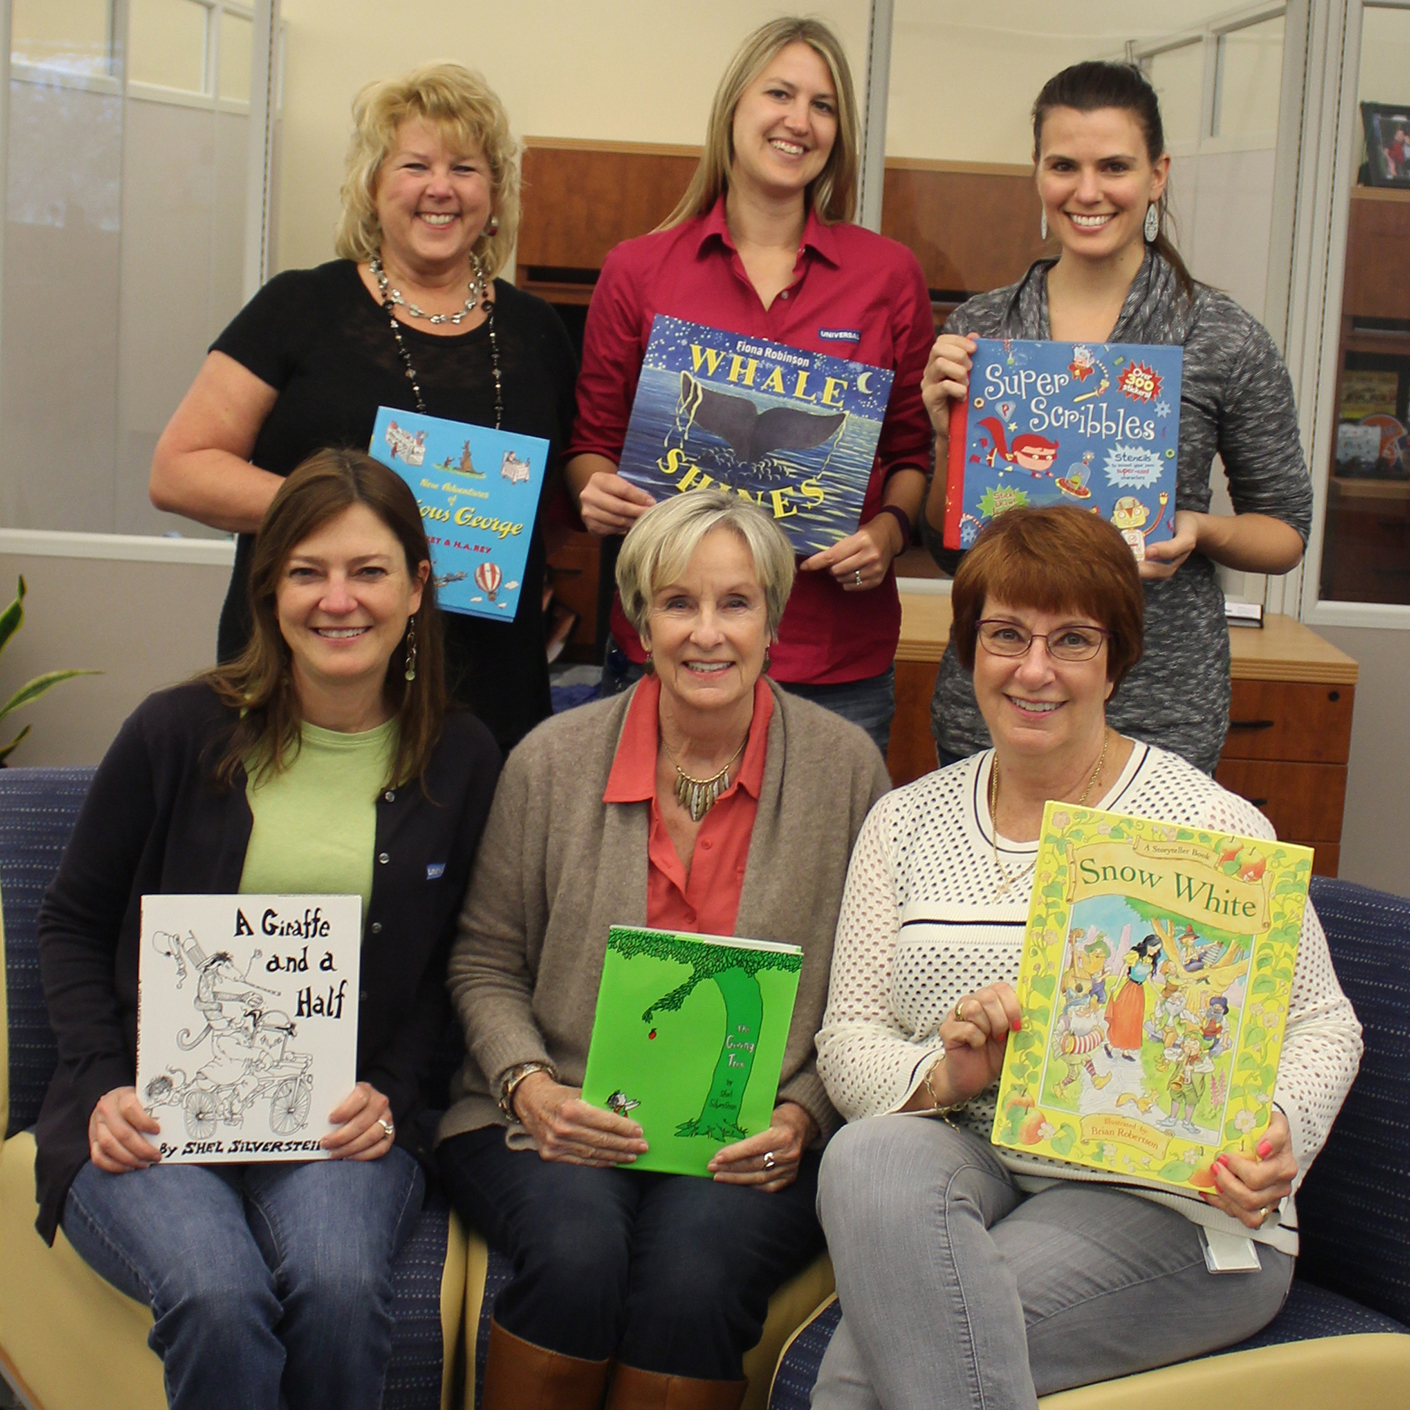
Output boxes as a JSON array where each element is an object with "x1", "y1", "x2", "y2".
[
  {"x1": 617, "y1": 315, "x2": 895, "y2": 556},
  {"x1": 369, "y1": 406, "x2": 549, "y2": 623},
  {"x1": 136, "y1": 895, "x2": 361, "y2": 1164},
  {"x1": 581, "y1": 926, "x2": 803, "y2": 1176},
  {"x1": 945, "y1": 339, "x2": 1183, "y2": 558},
  {"x1": 992, "y1": 804, "x2": 1311, "y2": 1195}
]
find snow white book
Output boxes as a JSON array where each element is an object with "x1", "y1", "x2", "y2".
[
  {"x1": 581, "y1": 925, "x2": 803, "y2": 1176},
  {"x1": 369, "y1": 405, "x2": 550, "y2": 623},
  {"x1": 135, "y1": 894, "x2": 361, "y2": 1163},
  {"x1": 992, "y1": 804, "x2": 1311, "y2": 1194},
  {"x1": 617, "y1": 315, "x2": 894, "y2": 556},
  {"x1": 944, "y1": 338, "x2": 1182, "y2": 557}
]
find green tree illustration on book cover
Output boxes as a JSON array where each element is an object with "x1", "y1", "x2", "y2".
[
  {"x1": 992, "y1": 803, "x2": 1311, "y2": 1193},
  {"x1": 581, "y1": 926, "x2": 803, "y2": 1176}
]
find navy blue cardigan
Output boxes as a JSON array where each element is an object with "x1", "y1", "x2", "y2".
[{"x1": 34, "y1": 681, "x2": 500, "y2": 1243}]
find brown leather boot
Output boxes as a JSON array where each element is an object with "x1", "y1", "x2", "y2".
[
  {"x1": 604, "y1": 1364, "x2": 747, "y2": 1410},
  {"x1": 481, "y1": 1319, "x2": 612, "y2": 1410}
]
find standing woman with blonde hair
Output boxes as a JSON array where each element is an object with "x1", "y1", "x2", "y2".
[
  {"x1": 567, "y1": 17, "x2": 935, "y2": 756},
  {"x1": 150, "y1": 63, "x2": 577, "y2": 752}
]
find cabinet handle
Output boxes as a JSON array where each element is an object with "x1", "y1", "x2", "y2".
[{"x1": 1228, "y1": 719, "x2": 1276, "y2": 731}]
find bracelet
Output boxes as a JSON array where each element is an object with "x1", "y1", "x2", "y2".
[
  {"x1": 497, "y1": 1060, "x2": 557, "y2": 1121},
  {"x1": 874, "y1": 503, "x2": 913, "y2": 550},
  {"x1": 922, "y1": 1051, "x2": 966, "y2": 1124}
]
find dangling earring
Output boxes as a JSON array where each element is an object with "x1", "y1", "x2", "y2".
[
  {"x1": 1144, "y1": 202, "x2": 1160, "y2": 243},
  {"x1": 1040, "y1": 208, "x2": 1048, "y2": 241},
  {"x1": 763, "y1": 647, "x2": 772, "y2": 672},
  {"x1": 485, "y1": 214, "x2": 499, "y2": 237},
  {"x1": 643, "y1": 651, "x2": 655, "y2": 676},
  {"x1": 403, "y1": 617, "x2": 418, "y2": 683}
]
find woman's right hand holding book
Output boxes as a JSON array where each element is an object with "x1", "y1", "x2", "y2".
[
  {"x1": 512, "y1": 1070, "x2": 650, "y2": 1167},
  {"x1": 921, "y1": 333, "x2": 978, "y2": 437}
]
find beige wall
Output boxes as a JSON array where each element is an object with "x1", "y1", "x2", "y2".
[{"x1": 0, "y1": 554, "x2": 229, "y2": 767}]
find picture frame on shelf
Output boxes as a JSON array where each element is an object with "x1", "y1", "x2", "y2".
[{"x1": 1360, "y1": 102, "x2": 1410, "y2": 188}]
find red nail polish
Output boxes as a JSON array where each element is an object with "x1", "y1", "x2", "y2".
[
  {"x1": 1010, "y1": 1019, "x2": 1022, "y2": 1032},
  {"x1": 1216, "y1": 1154, "x2": 1230, "y2": 1168},
  {"x1": 1257, "y1": 1139, "x2": 1273, "y2": 1159}
]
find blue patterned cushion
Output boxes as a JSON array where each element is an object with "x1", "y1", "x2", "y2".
[
  {"x1": 471, "y1": 1246, "x2": 516, "y2": 1409},
  {"x1": 1298, "y1": 878, "x2": 1410, "y2": 1328},
  {"x1": 768, "y1": 1297, "x2": 840, "y2": 1410},
  {"x1": 384, "y1": 1189, "x2": 456, "y2": 1410},
  {"x1": 0, "y1": 766, "x2": 94, "y2": 1136}
]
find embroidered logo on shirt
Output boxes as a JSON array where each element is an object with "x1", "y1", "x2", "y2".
[
  {"x1": 426, "y1": 863, "x2": 446, "y2": 880},
  {"x1": 818, "y1": 328, "x2": 862, "y2": 342}
]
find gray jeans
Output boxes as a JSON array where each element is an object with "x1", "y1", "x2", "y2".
[{"x1": 813, "y1": 1115, "x2": 1293, "y2": 1410}]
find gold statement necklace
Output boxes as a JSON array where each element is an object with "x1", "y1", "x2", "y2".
[
  {"x1": 666, "y1": 736, "x2": 749, "y2": 823},
  {"x1": 988, "y1": 727, "x2": 1111, "y2": 901}
]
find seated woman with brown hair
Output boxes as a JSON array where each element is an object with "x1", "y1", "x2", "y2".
[
  {"x1": 811, "y1": 506, "x2": 1362, "y2": 1410},
  {"x1": 436, "y1": 492, "x2": 891, "y2": 1410},
  {"x1": 36, "y1": 450, "x2": 501, "y2": 1410}
]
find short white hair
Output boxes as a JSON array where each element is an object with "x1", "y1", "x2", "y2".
[{"x1": 615, "y1": 493, "x2": 796, "y2": 638}]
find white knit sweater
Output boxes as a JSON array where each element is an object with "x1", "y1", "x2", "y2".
[{"x1": 815, "y1": 742, "x2": 1363, "y2": 1255}]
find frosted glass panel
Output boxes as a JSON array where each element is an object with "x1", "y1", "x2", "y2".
[
  {"x1": 1215, "y1": 16, "x2": 1283, "y2": 142},
  {"x1": 1147, "y1": 41, "x2": 1204, "y2": 148},
  {"x1": 219, "y1": 10, "x2": 253, "y2": 100},
  {"x1": 129, "y1": 0, "x2": 207, "y2": 93},
  {"x1": 12, "y1": 0, "x2": 111, "y2": 73}
]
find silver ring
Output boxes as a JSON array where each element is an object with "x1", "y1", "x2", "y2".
[
  {"x1": 378, "y1": 1117, "x2": 395, "y2": 1140},
  {"x1": 853, "y1": 569, "x2": 863, "y2": 587},
  {"x1": 762, "y1": 1150, "x2": 777, "y2": 1171}
]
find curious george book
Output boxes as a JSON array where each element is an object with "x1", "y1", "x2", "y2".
[
  {"x1": 945, "y1": 338, "x2": 1182, "y2": 558},
  {"x1": 992, "y1": 803, "x2": 1310, "y2": 1195}
]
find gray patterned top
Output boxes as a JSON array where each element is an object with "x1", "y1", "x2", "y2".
[{"x1": 922, "y1": 250, "x2": 1312, "y2": 774}]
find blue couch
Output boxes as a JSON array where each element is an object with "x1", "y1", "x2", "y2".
[{"x1": 767, "y1": 877, "x2": 1410, "y2": 1409}]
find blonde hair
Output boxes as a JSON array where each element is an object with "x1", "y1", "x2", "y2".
[
  {"x1": 660, "y1": 16, "x2": 860, "y2": 230},
  {"x1": 616, "y1": 494, "x2": 796, "y2": 640},
  {"x1": 334, "y1": 62, "x2": 520, "y2": 279}
]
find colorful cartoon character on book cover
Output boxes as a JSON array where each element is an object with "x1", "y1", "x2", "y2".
[
  {"x1": 617, "y1": 315, "x2": 895, "y2": 556},
  {"x1": 993, "y1": 804, "x2": 1311, "y2": 1195},
  {"x1": 944, "y1": 339, "x2": 1183, "y2": 558}
]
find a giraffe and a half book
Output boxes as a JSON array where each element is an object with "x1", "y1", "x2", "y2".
[
  {"x1": 581, "y1": 926, "x2": 804, "y2": 1176},
  {"x1": 992, "y1": 803, "x2": 1312, "y2": 1195}
]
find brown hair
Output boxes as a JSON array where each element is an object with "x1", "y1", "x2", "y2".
[
  {"x1": 1032, "y1": 61, "x2": 1195, "y2": 299},
  {"x1": 660, "y1": 16, "x2": 859, "y2": 230},
  {"x1": 334, "y1": 62, "x2": 519, "y2": 279},
  {"x1": 206, "y1": 448, "x2": 446, "y2": 789},
  {"x1": 951, "y1": 507, "x2": 1144, "y2": 692}
]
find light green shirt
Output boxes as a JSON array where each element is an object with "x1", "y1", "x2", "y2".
[{"x1": 239, "y1": 718, "x2": 399, "y2": 917}]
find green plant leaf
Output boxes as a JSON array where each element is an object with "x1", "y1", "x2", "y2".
[
  {"x1": 0, "y1": 668, "x2": 99, "y2": 722},
  {"x1": 0, "y1": 576, "x2": 24, "y2": 656},
  {"x1": 0, "y1": 723, "x2": 31, "y2": 763}
]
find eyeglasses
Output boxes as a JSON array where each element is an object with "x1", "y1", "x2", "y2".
[{"x1": 975, "y1": 619, "x2": 1110, "y2": 662}]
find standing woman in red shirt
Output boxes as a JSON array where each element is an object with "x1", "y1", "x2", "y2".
[{"x1": 566, "y1": 16, "x2": 935, "y2": 756}]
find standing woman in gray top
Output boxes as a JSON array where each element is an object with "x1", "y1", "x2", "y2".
[{"x1": 921, "y1": 62, "x2": 1312, "y2": 775}]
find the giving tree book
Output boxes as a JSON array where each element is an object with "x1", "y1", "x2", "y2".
[
  {"x1": 992, "y1": 803, "x2": 1310, "y2": 1194},
  {"x1": 945, "y1": 339, "x2": 1183, "y2": 558},
  {"x1": 617, "y1": 315, "x2": 894, "y2": 556},
  {"x1": 581, "y1": 926, "x2": 804, "y2": 1176},
  {"x1": 369, "y1": 406, "x2": 550, "y2": 623},
  {"x1": 136, "y1": 895, "x2": 361, "y2": 1163}
]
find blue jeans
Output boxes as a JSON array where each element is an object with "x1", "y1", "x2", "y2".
[
  {"x1": 604, "y1": 637, "x2": 895, "y2": 758},
  {"x1": 63, "y1": 1149, "x2": 424, "y2": 1410},
  {"x1": 438, "y1": 1126, "x2": 824, "y2": 1378},
  {"x1": 814, "y1": 1116, "x2": 1293, "y2": 1409}
]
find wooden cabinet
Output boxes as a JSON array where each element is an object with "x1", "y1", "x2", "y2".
[{"x1": 888, "y1": 593, "x2": 1358, "y2": 876}]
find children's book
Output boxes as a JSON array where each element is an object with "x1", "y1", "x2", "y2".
[
  {"x1": 944, "y1": 339, "x2": 1183, "y2": 558},
  {"x1": 992, "y1": 804, "x2": 1311, "y2": 1195},
  {"x1": 581, "y1": 925, "x2": 804, "y2": 1176},
  {"x1": 136, "y1": 894, "x2": 361, "y2": 1163},
  {"x1": 369, "y1": 406, "x2": 550, "y2": 623},
  {"x1": 617, "y1": 315, "x2": 895, "y2": 556}
]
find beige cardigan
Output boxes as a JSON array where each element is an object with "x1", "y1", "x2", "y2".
[{"x1": 438, "y1": 680, "x2": 892, "y2": 1146}]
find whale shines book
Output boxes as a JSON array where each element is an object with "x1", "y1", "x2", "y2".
[
  {"x1": 581, "y1": 926, "x2": 804, "y2": 1176},
  {"x1": 944, "y1": 339, "x2": 1183, "y2": 558},
  {"x1": 991, "y1": 803, "x2": 1310, "y2": 1195},
  {"x1": 617, "y1": 315, "x2": 895, "y2": 556},
  {"x1": 369, "y1": 406, "x2": 549, "y2": 623},
  {"x1": 135, "y1": 894, "x2": 361, "y2": 1163}
]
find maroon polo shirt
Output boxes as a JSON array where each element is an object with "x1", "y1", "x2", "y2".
[{"x1": 568, "y1": 197, "x2": 935, "y2": 685}]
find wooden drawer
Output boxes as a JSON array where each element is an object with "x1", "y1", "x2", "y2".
[
  {"x1": 1221, "y1": 680, "x2": 1354, "y2": 763},
  {"x1": 1213, "y1": 760, "x2": 1348, "y2": 842}
]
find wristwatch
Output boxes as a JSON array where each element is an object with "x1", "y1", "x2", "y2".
[{"x1": 497, "y1": 1061, "x2": 557, "y2": 1120}]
